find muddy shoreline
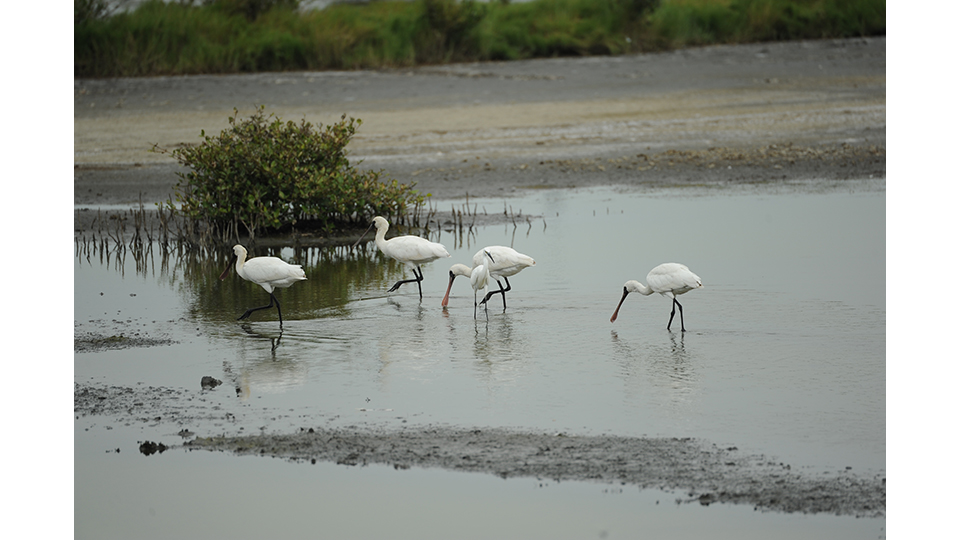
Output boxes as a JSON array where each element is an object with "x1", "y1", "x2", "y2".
[
  {"x1": 75, "y1": 382, "x2": 885, "y2": 518},
  {"x1": 75, "y1": 141, "x2": 884, "y2": 246},
  {"x1": 75, "y1": 37, "x2": 885, "y2": 208},
  {"x1": 75, "y1": 37, "x2": 886, "y2": 520}
]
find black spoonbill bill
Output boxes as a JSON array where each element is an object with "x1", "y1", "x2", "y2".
[
  {"x1": 219, "y1": 244, "x2": 307, "y2": 326},
  {"x1": 470, "y1": 250, "x2": 496, "y2": 319},
  {"x1": 357, "y1": 216, "x2": 450, "y2": 301},
  {"x1": 610, "y1": 263, "x2": 702, "y2": 332},
  {"x1": 441, "y1": 246, "x2": 536, "y2": 309}
]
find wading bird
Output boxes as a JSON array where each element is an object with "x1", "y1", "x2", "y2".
[
  {"x1": 470, "y1": 250, "x2": 496, "y2": 319},
  {"x1": 356, "y1": 216, "x2": 450, "y2": 301},
  {"x1": 219, "y1": 245, "x2": 306, "y2": 326},
  {"x1": 441, "y1": 246, "x2": 536, "y2": 309},
  {"x1": 610, "y1": 263, "x2": 702, "y2": 332}
]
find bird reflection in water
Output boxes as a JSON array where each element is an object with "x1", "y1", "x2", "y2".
[
  {"x1": 610, "y1": 330, "x2": 698, "y2": 401},
  {"x1": 240, "y1": 323, "x2": 283, "y2": 354}
]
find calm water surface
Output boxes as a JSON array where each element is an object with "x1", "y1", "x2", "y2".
[{"x1": 75, "y1": 182, "x2": 885, "y2": 539}]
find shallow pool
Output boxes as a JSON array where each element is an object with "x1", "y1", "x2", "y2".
[{"x1": 75, "y1": 181, "x2": 885, "y2": 538}]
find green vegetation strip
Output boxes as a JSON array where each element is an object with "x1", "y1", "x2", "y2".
[{"x1": 75, "y1": 0, "x2": 885, "y2": 78}]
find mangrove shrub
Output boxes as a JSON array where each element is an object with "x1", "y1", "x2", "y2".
[{"x1": 159, "y1": 107, "x2": 424, "y2": 242}]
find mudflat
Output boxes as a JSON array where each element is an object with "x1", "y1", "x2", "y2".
[
  {"x1": 74, "y1": 37, "x2": 885, "y2": 206},
  {"x1": 74, "y1": 37, "x2": 886, "y2": 519}
]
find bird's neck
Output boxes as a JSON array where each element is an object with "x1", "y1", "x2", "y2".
[
  {"x1": 630, "y1": 281, "x2": 655, "y2": 296},
  {"x1": 235, "y1": 251, "x2": 247, "y2": 274},
  {"x1": 374, "y1": 225, "x2": 390, "y2": 251}
]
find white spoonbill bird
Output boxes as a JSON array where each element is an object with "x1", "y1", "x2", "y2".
[
  {"x1": 470, "y1": 250, "x2": 496, "y2": 319},
  {"x1": 358, "y1": 216, "x2": 450, "y2": 301},
  {"x1": 610, "y1": 263, "x2": 702, "y2": 332},
  {"x1": 441, "y1": 246, "x2": 536, "y2": 309},
  {"x1": 219, "y1": 245, "x2": 306, "y2": 326}
]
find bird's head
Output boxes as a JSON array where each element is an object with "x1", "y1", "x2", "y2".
[
  {"x1": 449, "y1": 263, "x2": 472, "y2": 279},
  {"x1": 610, "y1": 282, "x2": 639, "y2": 323},
  {"x1": 219, "y1": 246, "x2": 244, "y2": 281},
  {"x1": 352, "y1": 219, "x2": 382, "y2": 248},
  {"x1": 623, "y1": 280, "x2": 645, "y2": 294}
]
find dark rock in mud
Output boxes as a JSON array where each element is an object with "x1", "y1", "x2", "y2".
[{"x1": 200, "y1": 376, "x2": 222, "y2": 390}]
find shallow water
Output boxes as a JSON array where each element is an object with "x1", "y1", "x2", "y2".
[{"x1": 75, "y1": 181, "x2": 885, "y2": 538}]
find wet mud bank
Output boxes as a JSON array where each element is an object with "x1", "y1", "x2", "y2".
[
  {"x1": 74, "y1": 141, "x2": 885, "y2": 246},
  {"x1": 75, "y1": 382, "x2": 885, "y2": 518},
  {"x1": 73, "y1": 141, "x2": 885, "y2": 208},
  {"x1": 74, "y1": 331, "x2": 177, "y2": 353},
  {"x1": 187, "y1": 429, "x2": 886, "y2": 518},
  {"x1": 74, "y1": 37, "x2": 886, "y2": 212},
  {"x1": 75, "y1": 38, "x2": 886, "y2": 528}
]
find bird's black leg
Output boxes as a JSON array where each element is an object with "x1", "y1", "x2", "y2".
[
  {"x1": 482, "y1": 276, "x2": 512, "y2": 310},
  {"x1": 478, "y1": 282, "x2": 494, "y2": 306},
  {"x1": 414, "y1": 266, "x2": 424, "y2": 301},
  {"x1": 474, "y1": 291, "x2": 488, "y2": 320},
  {"x1": 666, "y1": 299, "x2": 676, "y2": 331},
  {"x1": 238, "y1": 293, "x2": 280, "y2": 323},
  {"x1": 666, "y1": 298, "x2": 685, "y2": 332},
  {"x1": 676, "y1": 298, "x2": 685, "y2": 332},
  {"x1": 387, "y1": 266, "x2": 425, "y2": 299},
  {"x1": 387, "y1": 279, "x2": 407, "y2": 292}
]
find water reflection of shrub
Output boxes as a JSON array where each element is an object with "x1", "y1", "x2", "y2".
[{"x1": 75, "y1": 239, "x2": 423, "y2": 321}]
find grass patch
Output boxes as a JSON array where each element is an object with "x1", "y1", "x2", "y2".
[
  {"x1": 75, "y1": 0, "x2": 884, "y2": 78},
  {"x1": 643, "y1": 0, "x2": 885, "y2": 48}
]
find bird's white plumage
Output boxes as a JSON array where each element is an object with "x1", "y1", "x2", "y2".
[
  {"x1": 232, "y1": 247, "x2": 307, "y2": 293},
  {"x1": 611, "y1": 262, "x2": 702, "y2": 330},
  {"x1": 373, "y1": 216, "x2": 450, "y2": 268},
  {"x1": 641, "y1": 262, "x2": 701, "y2": 299},
  {"x1": 366, "y1": 216, "x2": 449, "y2": 300},
  {"x1": 219, "y1": 244, "x2": 307, "y2": 325},
  {"x1": 471, "y1": 262, "x2": 490, "y2": 315},
  {"x1": 442, "y1": 246, "x2": 535, "y2": 307},
  {"x1": 470, "y1": 251, "x2": 496, "y2": 318},
  {"x1": 470, "y1": 246, "x2": 536, "y2": 280},
  {"x1": 230, "y1": 245, "x2": 307, "y2": 293},
  {"x1": 470, "y1": 263, "x2": 490, "y2": 292}
]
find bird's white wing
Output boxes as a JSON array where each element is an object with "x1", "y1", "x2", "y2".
[
  {"x1": 475, "y1": 246, "x2": 535, "y2": 276},
  {"x1": 646, "y1": 263, "x2": 688, "y2": 294},
  {"x1": 387, "y1": 236, "x2": 450, "y2": 265},
  {"x1": 648, "y1": 263, "x2": 702, "y2": 295},
  {"x1": 243, "y1": 257, "x2": 306, "y2": 283}
]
